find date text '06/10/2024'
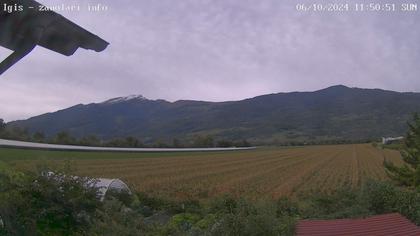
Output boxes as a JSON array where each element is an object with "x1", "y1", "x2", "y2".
[{"x1": 295, "y1": 3, "x2": 418, "y2": 12}]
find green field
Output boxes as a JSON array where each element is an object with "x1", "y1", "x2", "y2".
[
  {"x1": 0, "y1": 144, "x2": 402, "y2": 200},
  {"x1": 0, "y1": 147, "x2": 218, "y2": 161}
]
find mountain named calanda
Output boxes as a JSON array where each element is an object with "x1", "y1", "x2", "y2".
[{"x1": 9, "y1": 85, "x2": 420, "y2": 144}]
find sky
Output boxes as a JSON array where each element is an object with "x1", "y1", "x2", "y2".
[{"x1": 1, "y1": 0, "x2": 420, "y2": 121}]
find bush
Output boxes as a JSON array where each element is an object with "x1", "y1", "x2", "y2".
[
  {"x1": 396, "y1": 190, "x2": 420, "y2": 225},
  {"x1": 146, "y1": 195, "x2": 297, "y2": 236},
  {"x1": 195, "y1": 213, "x2": 217, "y2": 230},
  {"x1": 169, "y1": 213, "x2": 201, "y2": 232},
  {"x1": 2, "y1": 161, "x2": 419, "y2": 235},
  {"x1": 300, "y1": 187, "x2": 370, "y2": 219},
  {"x1": 363, "y1": 180, "x2": 420, "y2": 225},
  {"x1": 105, "y1": 189, "x2": 135, "y2": 206},
  {"x1": 276, "y1": 197, "x2": 299, "y2": 217},
  {"x1": 137, "y1": 192, "x2": 170, "y2": 211},
  {"x1": 0, "y1": 165, "x2": 101, "y2": 236},
  {"x1": 299, "y1": 181, "x2": 420, "y2": 226},
  {"x1": 208, "y1": 194, "x2": 238, "y2": 214},
  {"x1": 90, "y1": 198, "x2": 146, "y2": 236},
  {"x1": 206, "y1": 196, "x2": 296, "y2": 236},
  {"x1": 363, "y1": 180, "x2": 398, "y2": 214},
  {"x1": 209, "y1": 199, "x2": 295, "y2": 236}
]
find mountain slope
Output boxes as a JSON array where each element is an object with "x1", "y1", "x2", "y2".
[{"x1": 9, "y1": 85, "x2": 420, "y2": 143}]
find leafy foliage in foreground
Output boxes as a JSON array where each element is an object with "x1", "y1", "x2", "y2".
[
  {"x1": 0, "y1": 165, "x2": 101, "y2": 236},
  {"x1": 300, "y1": 180, "x2": 420, "y2": 225},
  {"x1": 0, "y1": 164, "x2": 298, "y2": 236},
  {"x1": 385, "y1": 113, "x2": 420, "y2": 189},
  {"x1": 1, "y1": 163, "x2": 419, "y2": 236}
]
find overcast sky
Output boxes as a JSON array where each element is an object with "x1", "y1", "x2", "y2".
[{"x1": 1, "y1": 0, "x2": 419, "y2": 121}]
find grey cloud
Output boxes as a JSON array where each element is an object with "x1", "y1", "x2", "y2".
[{"x1": 1, "y1": 0, "x2": 419, "y2": 121}]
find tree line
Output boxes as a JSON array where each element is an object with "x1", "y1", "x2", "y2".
[{"x1": 0, "y1": 120, "x2": 251, "y2": 148}]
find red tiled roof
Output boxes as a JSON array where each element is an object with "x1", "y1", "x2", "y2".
[{"x1": 296, "y1": 213, "x2": 420, "y2": 236}]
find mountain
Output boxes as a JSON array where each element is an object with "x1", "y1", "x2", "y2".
[{"x1": 9, "y1": 85, "x2": 420, "y2": 144}]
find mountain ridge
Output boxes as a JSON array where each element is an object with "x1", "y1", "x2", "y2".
[{"x1": 9, "y1": 85, "x2": 420, "y2": 144}]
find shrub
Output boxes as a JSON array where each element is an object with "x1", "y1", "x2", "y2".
[
  {"x1": 90, "y1": 198, "x2": 146, "y2": 236},
  {"x1": 137, "y1": 192, "x2": 170, "y2": 211},
  {"x1": 207, "y1": 196, "x2": 296, "y2": 236},
  {"x1": 0, "y1": 166, "x2": 101, "y2": 236},
  {"x1": 363, "y1": 180, "x2": 420, "y2": 225},
  {"x1": 208, "y1": 195, "x2": 238, "y2": 214},
  {"x1": 276, "y1": 197, "x2": 299, "y2": 217},
  {"x1": 210, "y1": 200, "x2": 293, "y2": 236},
  {"x1": 105, "y1": 189, "x2": 135, "y2": 206},
  {"x1": 169, "y1": 213, "x2": 201, "y2": 232},
  {"x1": 396, "y1": 189, "x2": 420, "y2": 225},
  {"x1": 363, "y1": 180, "x2": 398, "y2": 214},
  {"x1": 195, "y1": 213, "x2": 217, "y2": 230},
  {"x1": 300, "y1": 187, "x2": 370, "y2": 219},
  {"x1": 300, "y1": 180, "x2": 420, "y2": 226}
]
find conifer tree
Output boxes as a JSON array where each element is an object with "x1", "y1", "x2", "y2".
[{"x1": 384, "y1": 113, "x2": 420, "y2": 188}]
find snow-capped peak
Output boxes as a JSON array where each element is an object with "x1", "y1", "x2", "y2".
[{"x1": 103, "y1": 95, "x2": 147, "y2": 104}]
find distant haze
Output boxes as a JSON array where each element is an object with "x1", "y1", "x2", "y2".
[{"x1": 1, "y1": 0, "x2": 419, "y2": 121}]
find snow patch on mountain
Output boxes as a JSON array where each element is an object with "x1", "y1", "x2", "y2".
[{"x1": 103, "y1": 95, "x2": 147, "y2": 104}]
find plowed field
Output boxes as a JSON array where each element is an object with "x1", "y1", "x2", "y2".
[{"x1": 0, "y1": 144, "x2": 403, "y2": 200}]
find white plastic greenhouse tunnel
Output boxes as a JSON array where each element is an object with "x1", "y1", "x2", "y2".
[
  {"x1": 44, "y1": 172, "x2": 132, "y2": 201},
  {"x1": 95, "y1": 178, "x2": 132, "y2": 201}
]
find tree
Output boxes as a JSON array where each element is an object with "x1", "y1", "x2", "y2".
[
  {"x1": 33, "y1": 132, "x2": 46, "y2": 143},
  {"x1": 172, "y1": 138, "x2": 183, "y2": 148},
  {"x1": 105, "y1": 137, "x2": 144, "y2": 148},
  {"x1": 384, "y1": 113, "x2": 420, "y2": 189},
  {"x1": 154, "y1": 139, "x2": 168, "y2": 148},
  {"x1": 54, "y1": 131, "x2": 76, "y2": 145},
  {"x1": 79, "y1": 135, "x2": 100, "y2": 146},
  {"x1": 0, "y1": 119, "x2": 5, "y2": 132},
  {"x1": 3, "y1": 126, "x2": 30, "y2": 141},
  {"x1": 125, "y1": 137, "x2": 142, "y2": 148},
  {"x1": 0, "y1": 119, "x2": 5, "y2": 139},
  {"x1": 193, "y1": 135, "x2": 214, "y2": 148},
  {"x1": 235, "y1": 139, "x2": 251, "y2": 147},
  {"x1": 217, "y1": 140, "x2": 234, "y2": 148}
]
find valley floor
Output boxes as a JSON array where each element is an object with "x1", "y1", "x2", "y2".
[{"x1": 0, "y1": 144, "x2": 402, "y2": 200}]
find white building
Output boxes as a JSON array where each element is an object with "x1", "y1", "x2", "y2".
[{"x1": 382, "y1": 136, "x2": 404, "y2": 145}]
